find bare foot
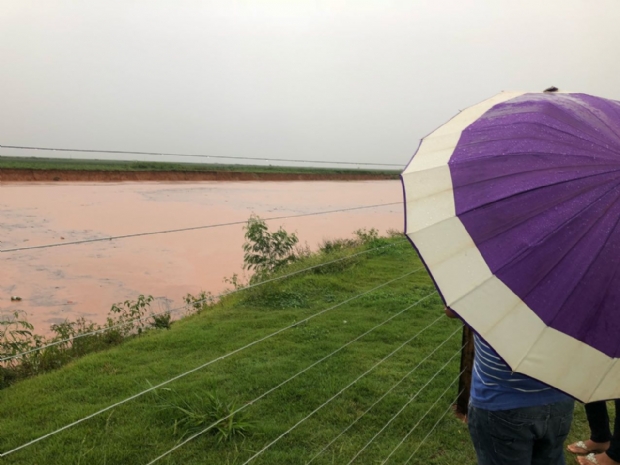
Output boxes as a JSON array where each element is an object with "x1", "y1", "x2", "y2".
[
  {"x1": 577, "y1": 453, "x2": 620, "y2": 465},
  {"x1": 568, "y1": 440, "x2": 610, "y2": 455}
]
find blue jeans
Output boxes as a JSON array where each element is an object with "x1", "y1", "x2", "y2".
[{"x1": 468, "y1": 400, "x2": 574, "y2": 465}]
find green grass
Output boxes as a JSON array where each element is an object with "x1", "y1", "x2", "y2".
[
  {"x1": 0, "y1": 156, "x2": 400, "y2": 177},
  {"x1": 0, "y1": 239, "x2": 591, "y2": 464}
]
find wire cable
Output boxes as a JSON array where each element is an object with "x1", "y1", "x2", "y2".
[
  {"x1": 381, "y1": 370, "x2": 464, "y2": 464},
  {"x1": 402, "y1": 389, "x2": 465, "y2": 465},
  {"x1": 0, "y1": 144, "x2": 405, "y2": 167},
  {"x1": 305, "y1": 325, "x2": 460, "y2": 465},
  {"x1": 346, "y1": 345, "x2": 462, "y2": 464},
  {"x1": 239, "y1": 305, "x2": 446, "y2": 464},
  {"x1": 0, "y1": 269, "x2": 420, "y2": 458},
  {"x1": 144, "y1": 292, "x2": 440, "y2": 465},
  {"x1": 0, "y1": 202, "x2": 401, "y2": 253},
  {"x1": 0, "y1": 240, "x2": 408, "y2": 363}
]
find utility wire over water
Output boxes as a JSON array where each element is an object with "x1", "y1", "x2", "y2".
[
  {"x1": 0, "y1": 240, "x2": 408, "y2": 363},
  {"x1": 0, "y1": 202, "x2": 401, "y2": 253},
  {"x1": 2, "y1": 179, "x2": 403, "y2": 335},
  {"x1": 1, "y1": 182, "x2": 461, "y2": 464}
]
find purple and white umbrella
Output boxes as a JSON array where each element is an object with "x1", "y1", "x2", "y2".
[{"x1": 402, "y1": 91, "x2": 620, "y2": 402}]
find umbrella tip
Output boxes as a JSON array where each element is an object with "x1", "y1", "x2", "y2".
[{"x1": 543, "y1": 86, "x2": 559, "y2": 93}]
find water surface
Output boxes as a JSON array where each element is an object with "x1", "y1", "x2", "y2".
[{"x1": 1, "y1": 181, "x2": 402, "y2": 333}]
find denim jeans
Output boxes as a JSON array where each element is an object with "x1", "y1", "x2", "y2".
[
  {"x1": 468, "y1": 400, "x2": 574, "y2": 465},
  {"x1": 585, "y1": 400, "x2": 620, "y2": 462}
]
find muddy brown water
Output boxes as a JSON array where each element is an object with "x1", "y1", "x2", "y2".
[{"x1": 1, "y1": 181, "x2": 403, "y2": 334}]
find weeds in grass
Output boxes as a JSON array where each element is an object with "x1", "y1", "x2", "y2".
[
  {"x1": 183, "y1": 291, "x2": 216, "y2": 313},
  {"x1": 0, "y1": 296, "x2": 158, "y2": 388},
  {"x1": 154, "y1": 389, "x2": 253, "y2": 443},
  {"x1": 386, "y1": 228, "x2": 404, "y2": 238},
  {"x1": 243, "y1": 286, "x2": 308, "y2": 309},
  {"x1": 150, "y1": 312, "x2": 172, "y2": 330},
  {"x1": 354, "y1": 227, "x2": 380, "y2": 243},
  {"x1": 318, "y1": 237, "x2": 358, "y2": 254},
  {"x1": 109, "y1": 294, "x2": 154, "y2": 336},
  {"x1": 0, "y1": 311, "x2": 36, "y2": 360}
]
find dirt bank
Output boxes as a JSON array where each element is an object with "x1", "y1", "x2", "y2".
[{"x1": 0, "y1": 168, "x2": 398, "y2": 183}]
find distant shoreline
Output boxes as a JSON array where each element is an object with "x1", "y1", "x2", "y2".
[
  {"x1": 0, "y1": 156, "x2": 400, "y2": 182},
  {"x1": 0, "y1": 168, "x2": 398, "y2": 182}
]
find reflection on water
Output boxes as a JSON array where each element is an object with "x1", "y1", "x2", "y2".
[{"x1": 1, "y1": 181, "x2": 402, "y2": 333}]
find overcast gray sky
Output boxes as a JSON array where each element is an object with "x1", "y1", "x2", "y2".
[{"x1": 1, "y1": 0, "x2": 619, "y2": 168}]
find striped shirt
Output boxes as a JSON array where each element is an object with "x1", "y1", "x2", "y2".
[{"x1": 470, "y1": 335, "x2": 570, "y2": 410}]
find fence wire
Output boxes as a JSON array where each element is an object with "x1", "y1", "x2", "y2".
[
  {"x1": 381, "y1": 370, "x2": 465, "y2": 464},
  {"x1": 239, "y1": 308, "x2": 448, "y2": 465},
  {"x1": 0, "y1": 269, "x2": 422, "y2": 458},
  {"x1": 306, "y1": 327, "x2": 460, "y2": 465},
  {"x1": 346, "y1": 344, "x2": 462, "y2": 465},
  {"x1": 1, "y1": 240, "x2": 408, "y2": 363},
  {"x1": 145, "y1": 299, "x2": 448, "y2": 465},
  {"x1": 402, "y1": 389, "x2": 465, "y2": 465}
]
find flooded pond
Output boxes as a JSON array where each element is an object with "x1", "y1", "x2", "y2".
[{"x1": 1, "y1": 181, "x2": 403, "y2": 334}]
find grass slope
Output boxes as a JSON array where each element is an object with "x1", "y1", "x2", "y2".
[
  {"x1": 0, "y1": 239, "x2": 591, "y2": 464},
  {"x1": 0, "y1": 156, "x2": 400, "y2": 176}
]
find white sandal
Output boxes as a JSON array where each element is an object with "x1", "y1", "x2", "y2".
[
  {"x1": 582, "y1": 453, "x2": 599, "y2": 464},
  {"x1": 568, "y1": 440, "x2": 608, "y2": 455}
]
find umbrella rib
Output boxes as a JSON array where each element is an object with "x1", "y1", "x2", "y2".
[
  {"x1": 469, "y1": 182, "x2": 620, "y2": 378},
  {"x1": 569, "y1": 96, "x2": 620, "y2": 142},
  {"x1": 598, "y1": 98, "x2": 620, "y2": 134},
  {"x1": 446, "y1": 180, "x2": 620, "y2": 331},
  {"x1": 538, "y1": 196, "x2": 620, "y2": 336},
  {"x1": 458, "y1": 172, "x2": 620, "y2": 253},
  {"x1": 450, "y1": 147, "x2": 620, "y2": 166},
  {"x1": 513, "y1": 182, "x2": 620, "y2": 327},
  {"x1": 407, "y1": 168, "x2": 620, "y2": 239},
  {"x1": 455, "y1": 168, "x2": 620, "y2": 215},
  {"x1": 511, "y1": 308, "x2": 619, "y2": 403},
  {"x1": 510, "y1": 179, "x2": 618, "y2": 282},
  {"x1": 452, "y1": 165, "x2": 620, "y2": 196},
  {"x1": 456, "y1": 132, "x2": 620, "y2": 159},
  {"x1": 587, "y1": 359, "x2": 620, "y2": 403},
  {"x1": 464, "y1": 111, "x2": 620, "y2": 152}
]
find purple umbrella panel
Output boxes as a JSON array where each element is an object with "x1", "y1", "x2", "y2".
[{"x1": 401, "y1": 91, "x2": 620, "y2": 402}]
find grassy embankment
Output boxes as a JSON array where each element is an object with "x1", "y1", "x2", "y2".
[
  {"x1": 0, "y1": 156, "x2": 400, "y2": 177},
  {"x1": 0, "y1": 237, "x2": 590, "y2": 464}
]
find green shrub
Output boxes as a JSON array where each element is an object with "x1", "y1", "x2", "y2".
[
  {"x1": 242, "y1": 215, "x2": 299, "y2": 278},
  {"x1": 109, "y1": 294, "x2": 154, "y2": 336}
]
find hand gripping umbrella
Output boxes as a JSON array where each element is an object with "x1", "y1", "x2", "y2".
[{"x1": 402, "y1": 90, "x2": 620, "y2": 402}]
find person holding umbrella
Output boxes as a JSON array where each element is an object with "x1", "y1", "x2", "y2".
[
  {"x1": 445, "y1": 307, "x2": 573, "y2": 464},
  {"x1": 568, "y1": 401, "x2": 620, "y2": 465},
  {"x1": 402, "y1": 90, "x2": 620, "y2": 464}
]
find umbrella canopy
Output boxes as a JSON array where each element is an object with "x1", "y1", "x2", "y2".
[{"x1": 402, "y1": 91, "x2": 620, "y2": 403}]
